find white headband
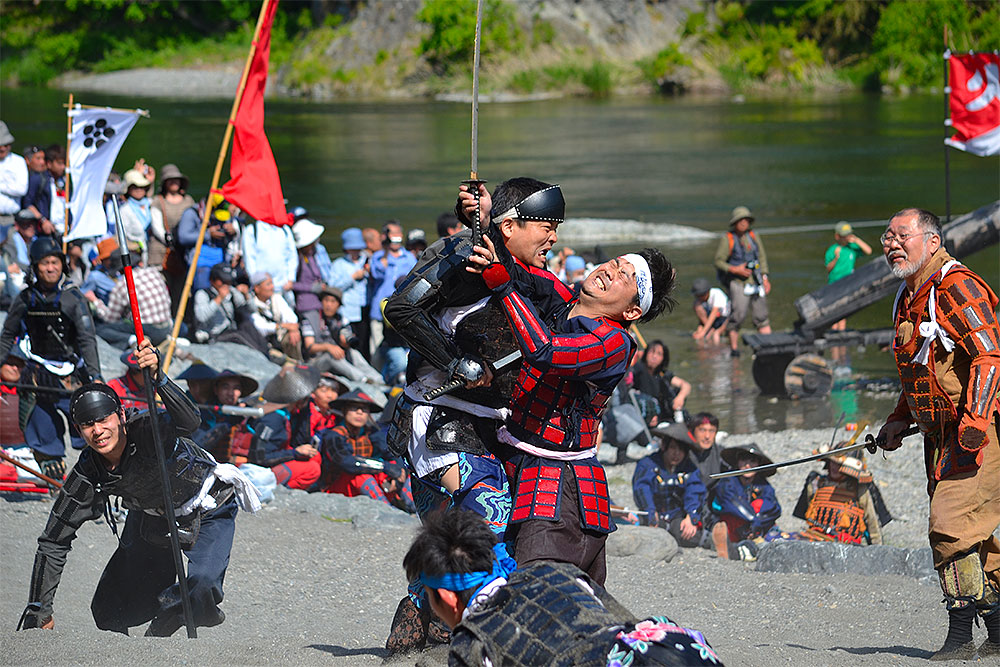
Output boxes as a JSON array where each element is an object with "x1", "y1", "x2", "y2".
[{"x1": 622, "y1": 253, "x2": 652, "y2": 316}]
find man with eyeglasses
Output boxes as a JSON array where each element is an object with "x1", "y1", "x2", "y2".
[{"x1": 875, "y1": 208, "x2": 1000, "y2": 660}]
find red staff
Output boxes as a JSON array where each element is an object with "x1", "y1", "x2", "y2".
[{"x1": 109, "y1": 196, "x2": 198, "y2": 639}]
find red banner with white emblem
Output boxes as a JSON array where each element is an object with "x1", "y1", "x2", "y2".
[{"x1": 945, "y1": 52, "x2": 1000, "y2": 157}]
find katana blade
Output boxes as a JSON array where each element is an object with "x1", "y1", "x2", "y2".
[
  {"x1": 469, "y1": 0, "x2": 484, "y2": 180},
  {"x1": 709, "y1": 425, "x2": 920, "y2": 479},
  {"x1": 461, "y1": 0, "x2": 487, "y2": 245}
]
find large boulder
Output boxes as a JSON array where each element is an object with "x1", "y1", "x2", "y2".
[
  {"x1": 270, "y1": 485, "x2": 418, "y2": 530},
  {"x1": 607, "y1": 525, "x2": 679, "y2": 563},
  {"x1": 755, "y1": 541, "x2": 935, "y2": 585}
]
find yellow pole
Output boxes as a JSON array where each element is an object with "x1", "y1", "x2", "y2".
[
  {"x1": 62, "y1": 93, "x2": 73, "y2": 254},
  {"x1": 162, "y1": 0, "x2": 272, "y2": 374}
]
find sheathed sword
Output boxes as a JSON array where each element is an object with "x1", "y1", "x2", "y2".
[
  {"x1": 709, "y1": 424, "x2": 921, "y2": 480},
  {"x1": 461, "y1": 0, "x2": 487, "y2": 244},
  {"x1": 423, "y1": 349, "x2": 522, "y2": 401}
]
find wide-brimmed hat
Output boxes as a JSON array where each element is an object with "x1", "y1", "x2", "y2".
[
  {"x1": 330, "y1": 388, "x2": 382, "y2": 413},
  {"x1": 319, "y1": 285, "x2": 343, "y2": 302},
  {"x1": 261, "y1": 365, "x2": 320, "y2": 404},
  {"x1": 721, "y1": 443, "x2": 775, "y2": 477},
  {"x1": 341, "y1": 227, "x2": 366, "y2": 251},
  {"x1": 317, "y1": 372, "x2": 350, "y2": 395},
  {"x1": 729, "y1": 206, "x2": 754, "y2": 227},
  {"x1": 813, "y1": 440, "x2": 872, "y2": 483},
  {"x1": 177, "y1": 362, "x2": 220, "y2": 382},
  {"x1": 0, "y1": 121, "x2": 14, "y2": 146},
  {"x1": 293, "y1": 218, "x2": 325, "y2": 249},
  {"x1": 123, "y1": 169, "x2": 151, "y2": 189},
  {"x1": 159, "y1": 163, "x2": 189, "y2": 191},
  {"x1": 213, "y1": 369, "x2": 259, "y2": 397},
  {"x1": 653, "y1": 422, "x2": 696, "y2": 450}
]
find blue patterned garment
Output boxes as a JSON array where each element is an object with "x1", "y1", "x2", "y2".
[{"x1": 606, "y1": 616, "x2": 722, "y2": 666}]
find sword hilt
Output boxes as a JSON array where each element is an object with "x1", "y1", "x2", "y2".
[
  {"x1": 424, "y1": 377, "x2": 465, "y2": 402},
  {"x1": 462, "y1": 178, "x2": 487, "y2": 247},
  {"x1": 865, "y1": 424, "x2": 920, "y2": 453}
]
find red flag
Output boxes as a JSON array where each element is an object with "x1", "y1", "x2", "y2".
[
  {"x1": 945, "y1": 52, "x2": 1000, "y2": 157},
  {"x1": 221, "y1": 0, "x2": 293, "y2": 225}
]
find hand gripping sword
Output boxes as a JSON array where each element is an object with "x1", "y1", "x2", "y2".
[
  {"x1": 423, "y1": 349, "x2": 522, "y2": 402},
  {"x1": 709, "y1": 424, "x2": 920, "y2": 480},
  {"x1": 110, "y1": 196, "x2": 198, "y2": 639},
  {"x1": 461, "y1": 0, "x2": 487, "y2": 245}
]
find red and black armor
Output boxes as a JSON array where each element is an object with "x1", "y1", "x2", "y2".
[{"x1": 891, "y1": 253, "x2": 1000, "y2": 480}]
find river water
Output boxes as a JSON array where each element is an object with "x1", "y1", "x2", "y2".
[{"x1": 4, "y1": 88, "x2": 998, "y2": 436}]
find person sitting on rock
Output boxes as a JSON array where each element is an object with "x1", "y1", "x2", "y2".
[
  {"x1": 301, "y1": 285, "x2": 383, "y2": 385},
  {"x1": 312, "y1": 389, "x2": 414, "y2": 513},
  {"x1": 248, "y1": 365, "x2": 320, "y2": 491},
  {"x1": 197, "y1": 369, "x2": 258, "y2": 465},
  {"x1": 307, "y1": 372, "x2": 348, "y2": 437},
  {"x1": 786, "y1": 439, "x2": 891, "y2": 545},
  {"x1": 632, "y1": 423, "x2": 702, "y2": 530},
  {"x1": 404, "y1": 508, "x2": 722, "y2": 667},
  {"x1": 711, "y1": 443, "x2": 782, "y2": 560}
]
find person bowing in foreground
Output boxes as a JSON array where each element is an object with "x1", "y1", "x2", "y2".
[
  {"x1": 18, "y1": 339, "x2": 261, "y2": 637},
  {"x1": 405, "y1": 509, "x2": 722, "y2": 666}
]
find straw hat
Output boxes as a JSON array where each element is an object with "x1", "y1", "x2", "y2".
[
  {"x1": 159, "y1": 163, "x2": 189, "y2": 191},
  {"x1": 292, "y1": 218, "x2": 325, "y2": 249}
]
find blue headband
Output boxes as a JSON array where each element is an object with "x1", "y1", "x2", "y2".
[{"x1": 420, "y1": 543, "x2": 517, "y2": 603}]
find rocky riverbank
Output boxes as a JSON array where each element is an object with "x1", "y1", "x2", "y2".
[{"x1": 5, "y1": 421, "x2": 996, "y2": 665}]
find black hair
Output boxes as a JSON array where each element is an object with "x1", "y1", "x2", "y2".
[
  {"x1": 890, "y1": 207, "x2": 942, "y2": 240},
  {"x1": 44, "y1": 144, "x2": 65, "y2": 163},
  {"x1": 403, "y1": 509, "x2": 497, "y2": 607},
  {"x1": 436, "y1": 212, "x2": 463, "y2": 238},
  {"x1": 636, "y1": 247, "x2": 676, "y2": 324},
  {"x1": 491, "y1": 177, "x2": 553, "y2": 229},
  {"x1": 382, "y1": 220, "x2": 402, "y2": 236},
  {"x1": 688, "y1": 412, "x2": 719, "y2": 430},
  {"x1": 643, "y1": 339, "x2": 668, "y2": 374}
]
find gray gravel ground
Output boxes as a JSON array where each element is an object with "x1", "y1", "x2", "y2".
[{"x1": 2, "y1": 426, "x2": 996, "y2": 666}]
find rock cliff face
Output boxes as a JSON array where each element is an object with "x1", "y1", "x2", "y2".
[{"x1": 275, "y1": 0, "x2": 705, "y2": 100}]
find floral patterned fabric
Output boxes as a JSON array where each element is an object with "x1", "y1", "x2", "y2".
[{"x1": 607, "y1": 616, "x2": 722, "y2": 666}]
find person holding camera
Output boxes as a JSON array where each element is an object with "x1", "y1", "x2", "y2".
[
  {"x1": 301, "y1": 285, "x2": 383, "y2": 384},
  {"x1": 714, "y1": 205, "x2": 771, "y2": 358},
  {"x1": 192, "y1": 262, "x2": 269, "y2": 355}
]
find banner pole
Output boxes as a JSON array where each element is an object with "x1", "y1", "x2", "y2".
[
  {"x1": 943, "y1": 26, "x2": 952, "y2": 224},
  {"x1": 163, "y1": 0, "x2": 273, "y2": 374},
  {"x1": 62, "y1": 93, "x2": 73, "y2": 254}
]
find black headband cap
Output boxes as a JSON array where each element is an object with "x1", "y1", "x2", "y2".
[
  {"x1": 70, "y1": 383, "x2": 122, "y2": 425},
  {"x1": 493, "y1": 185, "x2": 565, "y2": 224}
]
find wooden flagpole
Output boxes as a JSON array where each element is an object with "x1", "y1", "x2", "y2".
[
  {"x1": 943, "y1": 25, "x2": 952, "y2": 223},
  {"x1": 62, "y1": 103, "x2": 150, "y2": 117},
  {"x1": 162, "y1": 0, "x2": 273, "y2": 374},
  {"x1": 62, "y1": 93, "x2": 73, "y2": 254}
]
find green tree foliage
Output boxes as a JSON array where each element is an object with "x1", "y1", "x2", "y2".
[
  {"x1": 416, "y1": 0, "x2": 521, "y2": 71},
  {"x1": 0, "y1": 0, "x2": 307, "y2": 85}
]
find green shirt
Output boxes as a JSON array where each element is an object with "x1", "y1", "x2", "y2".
[{"x1": 825, "y1": 242, "x2": 861, "y2": 284}]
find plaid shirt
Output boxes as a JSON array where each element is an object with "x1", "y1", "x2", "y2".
[{"x1": 93, "y1": 266, "x2": 173, "y2": 327}]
